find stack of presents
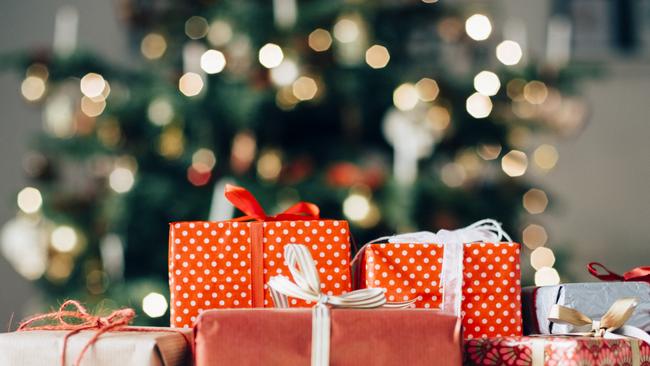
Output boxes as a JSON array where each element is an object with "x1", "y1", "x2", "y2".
[{"x1": 2, "y1": 185, "x2": 649, "y2": 365}]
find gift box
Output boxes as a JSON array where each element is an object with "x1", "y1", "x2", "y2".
[
  {"x1": 354, "y1": 219, "x2": 522, "y2": 339},
  {"x1": 0, "y1": 328, "x2": 192, "y2": 366},
  {"x1": 169, "y1": 185, "x2": 352, "y2": 328},
  {"x1": 522, "y1": 282, "x2": 650, "y2": 335},
  {"x1": 194, "y1": 308, "x2": 462, "y2": 366},
  {"x1": 463, "y1": 336, "x2": 650, "y2": 366}
]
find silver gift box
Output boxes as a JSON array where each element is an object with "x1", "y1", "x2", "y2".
[
  {"x1": 522, "y1": 282, "x2": 650, "y2": 335},
  {"x1": 0, "y1": 328, "x2": 192, "y2": 366}
]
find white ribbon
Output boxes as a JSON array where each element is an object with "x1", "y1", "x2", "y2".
[
  {"x1": 353, "y1": 219, "x2": 511, "y2": 316},
  {"x1": 269, "y1": 244, "x2": 411, "y2": 366}
]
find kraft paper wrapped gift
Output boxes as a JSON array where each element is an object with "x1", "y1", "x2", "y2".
[
  {"x1": 522, "y1": 282, "x2": 650, "y2": 335},
  {"x1": 0, "y1": 328, "x2": 193, "y2": 366},
  {"x1": 354, "y1": 219, "x2": 522, "y2": 339},
  {"x1": 169, "y1": 184, "x2": 352, "y2": 328},
  {"x1": 194, "y1": 308, "x2": 462, "y2": 366}
]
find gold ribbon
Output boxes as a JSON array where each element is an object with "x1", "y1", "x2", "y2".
[{"x1": 530, "y1": 297, "x2": 650, "y2": 366}]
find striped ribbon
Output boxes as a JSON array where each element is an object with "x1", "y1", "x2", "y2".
[{"x1": 269, "y1": 244, "x2": 412, "y2": 366}]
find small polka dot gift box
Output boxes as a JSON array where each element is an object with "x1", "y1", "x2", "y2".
[
  {"x1": 169, "y1": 185, "x2": 352, "y2": 328},
  {"x1": 353, "y1": 219, "x2": 522, "y2": 339}
]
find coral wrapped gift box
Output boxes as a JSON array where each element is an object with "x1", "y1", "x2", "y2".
[
  {"x1": 168, "y1": 185, "x2": 352, "y2": 327},
  {"x1": 355, "y1": 221, "x2": 522, "y2": 339}
]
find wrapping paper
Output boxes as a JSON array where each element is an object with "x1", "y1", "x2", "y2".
[
  {"x1": 194, "y1": 308, "x2": 463, "y2": 366},
  {"x1": 522, "y1": 282, "x2": 650, "y2": 335},
  {"x1": 464, "y1": 336, "x2": 650, "y2": 366},
  {"x1": 169, "y1": 219, "x2": 352, "y2": 327},
  {"x1": 358, "y1": 242, "x2": 522, "y2": 338},
  {"x1": 0, "y1": 328, "x2": 192, "y2": 366}
]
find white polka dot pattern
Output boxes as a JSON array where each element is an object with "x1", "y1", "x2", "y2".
[
  {"x1": 169, "y1": 220, "x2": 352, "y2": 328},
  {"x1": 363, "y1": 242, "x2": 522, "y2": 339}
]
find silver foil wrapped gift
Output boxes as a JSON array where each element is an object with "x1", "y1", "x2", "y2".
[{"x1": 522, "y1": 282, "x2": 650, "y2": 335}]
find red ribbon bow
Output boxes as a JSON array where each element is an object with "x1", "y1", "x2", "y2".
[
  {"x1": 225, "y1": 184, "x2": 320, "y2": 222},
  {"x1": 588, "y1": 262, "x2": 650, "y2": 283},
  {"x1": 17, "y1": 300, "x2": 191, "y2": 366}
]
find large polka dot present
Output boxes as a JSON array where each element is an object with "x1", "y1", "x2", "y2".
[
  {"x1": 168, "y1": 185, "x2": 352, "y2": 328},
  {"x1": 353, "y1": 219, "x2": 522, "y2": 339}
]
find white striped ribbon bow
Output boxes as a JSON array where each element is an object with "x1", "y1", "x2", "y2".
[{"x1": 268, "y1": 244, "x2": 413, "y2": 366}]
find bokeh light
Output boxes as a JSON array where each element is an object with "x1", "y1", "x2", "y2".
[
  {"x1": 270, "y1": 59, "x2": 299, "y2": 86},
  {"x1": 208, "y1": 20, "x2": 233, "y2": 47},
  {"x1": 333, "y1": 18, "x2": 360, "y2": 43},
  {"x1": 141, "y1": 33, "x2": 167, "y2": 60},
  {"x1": 534, "y1": 144, "x2": 559, "y2": 170},
  {"x1": 441, "y1": 162, "x2": 466, "y2": 187},
  {"x1": 308, "y1": 28, "x2": 333, "y2": 52},
  {"x1": 477, "y1": 144, "x2": 502, "y2": 160},
  {"x1": 473, "y1": 71, "x2": 500, "y2": 96},
  {"x1": 200, "y1": 50, "x2": 226, "y2": 74},
  {"x1": 523, "y1": 189, "x2": 548, "y2": 214},
  {"x1": 51, "y1": 226, "x2": 78, "y2": 253},
  {"x1": 292, "y1": 76, "x2": 318, "y2": 101},
  {"x1": 416, "y1": 78, "x2": 439, "y2": 102},
  {"x1": 501, "y1": 150, "x2": 528, "y2": 177},
  {"x1": 531, "y1": 247, "x2": 556, "y2": 270},
  {"x1": 523, "y1": 223, "x2": 548, "y2": 249},
  {"x1": 258, "y1": 43, "x2": 284, "y2": 69},
  {"x1": 466, "y1": 92, "x2": 492, "y2": 118},
  {"x1": 343, "y1": 193, "x2": 371, "y2": 221},
  {"x1": 393, "y1": 83, "x2": 419, "y2": 111},
  {"x1": 257, "y1": 149, "x2": 283, "y2": 181},
  {"x1": 496, "y1": 40, "x2": 523, "y2": 66},
  {"x1": 147, "y1": 97, "x2": 174, "y2": 126},
  {"x1": 523, "y1": 81, "x2": 548, "y2": 104},
  {"x1": 365, "y1": 45, "x2": 390, "y2": 69},
  {"x1": 21, "y1": 76, "x2": 46, "y2": 102},
  {"x1": 17, "y1": 187, "x2": 42, "y2": 214},
  {"x1": 535, "y1": 267, "x2": 560, "y2": 286},
  {"x1": 465, "y1": 14, "x2": 492, "y2": 41},
  {"x1": 80, "y1": 73, "x2": 106, "y2": 98},
  {"x1": 427, "y1": 105, "x2": 451, "y2": 131},
  {"x1": 178, "y1": 72, "x2": 204, "y2": 96},
  {"x1": 80, "y1": 96, "x2": 106, "y2": 117},
  {"x1": 185, "y1": 16, "x2": 209, "y2": 39},
  {"x1": 109, "y1": 167, "x2": 135, "y2": 193},
  {"x1": 142, "y1": 292, "x2": 168, "y2": 318}
]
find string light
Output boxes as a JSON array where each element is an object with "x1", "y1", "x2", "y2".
[
  {"x1": 51, "y1": 226, "x2": 78, "y2": 253},
  {"x1": 270, "y1": 59, "x2": 299, "y2": 86},
  {"x1": 365, "y1": 45, "x2": 390, "y2": 69},
  {"x1": 257, "y1": 149, "x2": 283, "y2": 181},
  {"x1": 207, "y1": 20, "x2": 233, "y2": 47},
  {"x1": 393, "y1": 83, "x2": 419, "y2": 111},
  {"x1": 465, "y1": 14, "x2": 492, "y2": 41},
  {"x1": 292, "y1": 76, "x2": 318, "y2": 101},
  {"x1": 523, "y1": 81, "x2": 548, "y2": 104},
  {"x1": 535, "y1": 266, "x2": 560, "y2": 286},
  {"x1": 534, "y1": 144, "x2": 559, "y2": 170},
  {"x1": 473, "y1": 71, "x2": 500, "y2": 96},
  {"x1": 200, "y1": 49, "x2": 226, "y2": 74},
  {"x1": 496, "y1": 40, "x2": 523, "y2": 66},
  {"x1": 416, "y1": 78, "x2": 439, "y2": 102},
  {"x1": 258, "y1": 43, "x2": 284, "y2": 69},
  {"x1": 109, "y1": 167, "x2": 135, "y2": 193},
  {"x1": 141, "y1": 33, "x2": 167, "y2": 60},
  {"x1": 333, "y1": 18, "x2": 360, "y2": 43},
  {"x1": 308, "y1": 28, "x2": 333, "y2": 52},
  {"x1": 185, "y1": 16, "x2": 209, "y2": 39},
  {"x1": 426, "y1": 105, "x2": 451, "y2": 131},
  {"x1": 523, "y1": 188, "x2": 548, "y2": 214},
  {"x1": 80, "y1": 73, "x2": 106, "y2": 98},
  {"x1": 17, "y1": 187, "x2": 43, "y2": 214},
  {"x1": 147, "y1": 97, "x2": 174, "y2": 126},
  {"x1": 501, "y1": 150, "x2": 528, "y2": 177},
  {"x1": 21, "y1": 76, "x2": 46, "y2": 102},
  {"x1": 80, "y1": 96, "x2": 106, "y2": 117},
  {"x1": 523, "y1": 224, "x2": 548, "y2": 249},
  {"x1": 142, "y1": 292, "x2": 168, "y2": 318},
  {"x1": 178, "y1": 72, "x2": 204, "y2": 96},
  {"x1": 531, "y1": 247, "x2": 555, "y2": 270},
  {"x1": 466, "y1": 92, "x2": 492, "y2": 118},
  {"x1": 477, "y1": 144, "x2": 502, "y2": 160}
]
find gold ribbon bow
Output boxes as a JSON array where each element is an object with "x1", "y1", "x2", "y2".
[
  {"x1": 268, "y1": 244, "x2": 413, "y2": 366},
  {"x1": 533, "y1": 297, "x2": 650, "y2": 366}
]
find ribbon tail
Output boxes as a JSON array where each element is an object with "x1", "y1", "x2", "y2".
[
  {"x1": 312, "y1": 305, "x2": 330, "y2": 366},
  {"x1": 224, "y1": 184, "x2": 268, "y2": 221}
]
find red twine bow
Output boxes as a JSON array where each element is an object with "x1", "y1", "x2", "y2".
[
  {"x1": 588, "y1": 262, "x2": 650, "y2": 283},
  {"x1": 225, "y1": 184, "x2": 320, "y2": 222},
  {"x1": 17, "y1": 300, "x2": 190, "y2": 366}
]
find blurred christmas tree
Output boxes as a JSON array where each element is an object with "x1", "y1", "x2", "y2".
[{"x1": 1, "y1": 0, "x2": 591, "y2": 325}]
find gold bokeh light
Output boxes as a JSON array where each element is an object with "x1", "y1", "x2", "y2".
[
  {"x1": 523, "y1": 188, "x2": 548, "y2": 214},
  {"x1": 501, "y1": 150, "x2": 528, "y2": 177},
  {"x1": 365, "y1": 45, "x2": 390, "y2": 69}
]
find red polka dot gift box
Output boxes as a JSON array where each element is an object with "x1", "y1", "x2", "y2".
[
  {"x1": 169, "y1": 185, "x2": 352, "y2": 328},
  {"x1": 353, "y1": 219, "x2": 522, "y2": 339}
]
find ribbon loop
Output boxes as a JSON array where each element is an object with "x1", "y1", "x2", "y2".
[
  {"x1": 588, "y1": 262, "x2": 650, "y2": 283},
  {"x1": 269, "y1": 244, "x2": 412, "y2": 366},
  {"x1": 224, "y1": 184, "x2": 320, "y2": 222}
]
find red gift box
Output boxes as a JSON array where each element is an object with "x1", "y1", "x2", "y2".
[
  {"x1": 354, "y1": 220, "x2": 522, "y2": 339},
  {"x1": 168, "y1": 185, "x2": 352, "y2": 328},
  {"x1": 194, "y1": 308, "x2": 463, "y2": 366},
  {"x1": 464, "y1": 336, "x2": 650, "y2": 366}
]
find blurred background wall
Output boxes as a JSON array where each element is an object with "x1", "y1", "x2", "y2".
[{"x1": 1, "y1": 0, "x2": 648, "y2": 327}]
